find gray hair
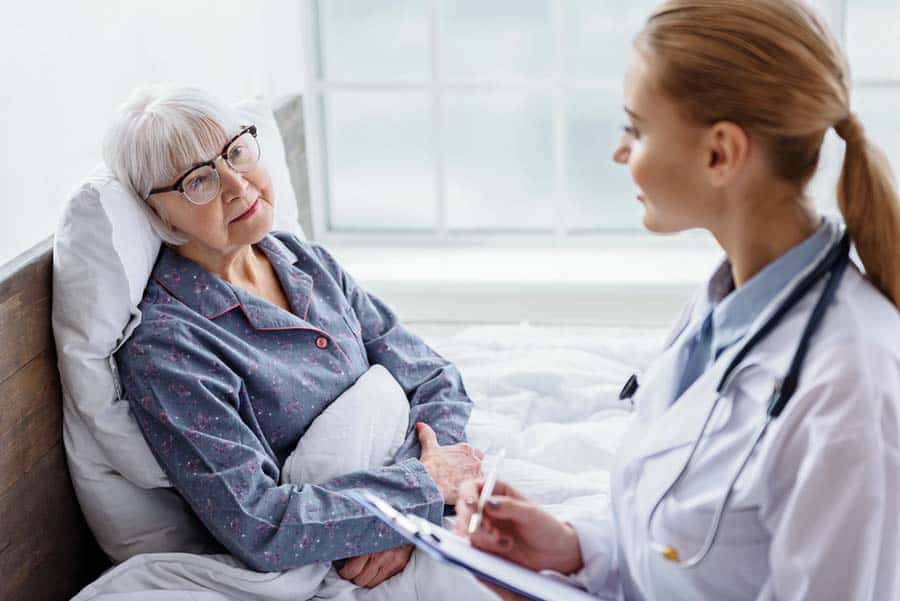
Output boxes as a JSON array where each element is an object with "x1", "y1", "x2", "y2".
[{"x1": 102, "y1": 85, "x2": 244, "y2": 245}]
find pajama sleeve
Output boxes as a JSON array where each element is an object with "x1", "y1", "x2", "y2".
[
  {"x1": 116, "y1": 317, "x2": 444, "y2": 573},
  {"x1": 311, "y1": 245, "x2": 474, "y2": 470}
]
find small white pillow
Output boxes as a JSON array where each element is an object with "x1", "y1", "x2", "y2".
[
  {"x1": 54, "y1": 96, "x2": 305, "y2": 563},
  {"x1": 281, "y1": 365, "x2": 409, "y2": 486}
]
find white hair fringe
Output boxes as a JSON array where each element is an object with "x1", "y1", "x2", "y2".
[{"x1": 102, "y1": 85, "x2": 244, "y2": 245}]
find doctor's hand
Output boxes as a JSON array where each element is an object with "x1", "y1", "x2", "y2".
[
  {"x1": 417, "y1": 422, "x2": 484, "y2": 504},
  {"x1": 336, "y1": 544, "x2": 414, "y2": 588},
  {"x1": 454, "y1": 479, "x2": 584, "y2": 576}
]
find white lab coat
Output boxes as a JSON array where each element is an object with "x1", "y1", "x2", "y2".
[{"x1": 569, "y1": 234, "x2": 900, "y2": 601}]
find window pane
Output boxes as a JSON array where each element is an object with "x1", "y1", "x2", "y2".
[
  {"x1": 440, "y1": 0, "x2": 552, "y2": 81},
  {"x1": 846, "y1": 0, "x2": 900, "y2": 81},
  {"x1": 443, "y1": 92, "x2": 554, "y2": 230},
  {"x1": 561, "y1": 0, "x2": 659, "y2": 81},
  {"x1": 325, "y1": 92, "x2": 436, "y2": 230},
  {"x1": 318, "y1": 0, "x2": 429, "y2": 81},
  {"x1": 852, "y1": 87, "x2": 900, "y2": 171},
  {"x1": 565, "y1": 89, "x2": 644, "y2": 230}
]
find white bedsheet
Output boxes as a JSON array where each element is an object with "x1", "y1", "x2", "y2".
[
  {"x1": 420, "y1": 323, "x2": 665, "y2": 523},
  {"x1": 72, "y1": 323, "x2": 666, "y2": 601}
]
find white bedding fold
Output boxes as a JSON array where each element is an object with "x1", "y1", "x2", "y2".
[{"x1": 72, "y1": 323, "x2": 664, "y2": 601}]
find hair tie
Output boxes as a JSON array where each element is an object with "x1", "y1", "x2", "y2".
[{"x1": 835, "y1": 113, "x2": 865, "y2": 146}]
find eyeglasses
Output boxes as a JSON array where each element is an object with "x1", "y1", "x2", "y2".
[{"x1": 147, "y1": 125, "x2": 261, "y2": 205}]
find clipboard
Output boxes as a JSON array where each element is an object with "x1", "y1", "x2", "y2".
[{"x1": 347, "y1": 490, "x2": 596, "y2": 601}]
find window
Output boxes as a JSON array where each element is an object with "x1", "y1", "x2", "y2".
[
  {"x1": 846, "y1": 0, "x2": 900, "y2": 173},
  {"x1": 306, "y1": 0, "x2": 659, "y2": 237},
  {"x1": 303, "y1": 0, "x2": 897, "y2": 239}
]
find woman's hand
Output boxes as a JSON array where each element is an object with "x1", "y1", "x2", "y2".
[
  {"x1": 454, "y1": 479, "x2": 584, "y2": 575},
  {"x1": 336, "y1": 544, "x2": 414, "y2": 588},
  {"x1": 416, "y1": 422, "x2": 484, "y2": 505}
]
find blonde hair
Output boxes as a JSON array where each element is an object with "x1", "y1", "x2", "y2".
[
  {"x1": 636, "y1": 0, "x2": 900, "y2": 308},
  {"x1": 102, "y1": 86, "x2": 243, "y2": 245}
]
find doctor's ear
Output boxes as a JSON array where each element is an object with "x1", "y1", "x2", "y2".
[{"x1": 703, "y1": 121, "x2": 750, "y2": 188}]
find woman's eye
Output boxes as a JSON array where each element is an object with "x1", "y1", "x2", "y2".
[
  {"x1": 187, "y1": 175, "x2": 207, "y2": 190},
  {"x1": 622, "y1": 124, "x2": 640, "y2": 139},
  {"x1": 229, "y1": 145, "x2": 245, "y2": 160}
]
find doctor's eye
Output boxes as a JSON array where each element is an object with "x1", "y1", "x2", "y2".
[{"x1": 622, "y1": 124, "x2": 640, "y2": 139}]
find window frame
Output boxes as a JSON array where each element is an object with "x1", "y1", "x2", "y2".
[{"x1": 300, "y1": 0, "x2": 857, "y2": 247}]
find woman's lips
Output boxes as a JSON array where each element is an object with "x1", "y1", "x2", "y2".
[
  {"x1": 231, "y1": 199, "x2": 259, "y2": 223},
  {"x1": 637, "y1": 193, "x2": 645, "y2": 203}
]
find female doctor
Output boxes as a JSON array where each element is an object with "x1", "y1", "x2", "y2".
[{"x1": 455, "y1": 1, "x2": 900, "y2": 600}]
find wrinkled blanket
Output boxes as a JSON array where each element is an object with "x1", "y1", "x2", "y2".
[{"x1": 72, "y1": 323, "x2": 665, "y2": 601}]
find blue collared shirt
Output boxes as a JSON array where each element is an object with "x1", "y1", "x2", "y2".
[
  {"x1": 114, "y1": 231, "x2": 472, "y2": 572},
  {"x1": 672, "y1": 220, "x2": 834, "y2": 402}
]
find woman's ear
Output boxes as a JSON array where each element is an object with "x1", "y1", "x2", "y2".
[{"x1": 704, "y1": 121, "x2": 750, "y2": 188}]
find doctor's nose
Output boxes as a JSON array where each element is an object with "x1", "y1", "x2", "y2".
[{"x1": 613, "y1": 137, "x2": 630, "y2": 164}]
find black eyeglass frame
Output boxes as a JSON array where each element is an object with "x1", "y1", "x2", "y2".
[{"x1": 146, "y1": 124, "x2": 259, "y2": 202}]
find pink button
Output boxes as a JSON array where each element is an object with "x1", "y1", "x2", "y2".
[{"x1": 315, "y1": 336, "x2": 328, "y2": 349}]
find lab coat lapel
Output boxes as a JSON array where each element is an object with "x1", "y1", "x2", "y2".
[
  {"x1": 626, "y1": 345, "x2": 737, "y2": 462},
  {"x1": 624, "y1": 221, "x2": 843, "y2": 463},
  {"x1": 630, "y1": 288, "x2": 706, "y2": 419}
]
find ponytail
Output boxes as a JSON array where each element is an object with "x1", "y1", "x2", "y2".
[{"x1": 835, "y1": 114, "x2": 900, "y2": 309}]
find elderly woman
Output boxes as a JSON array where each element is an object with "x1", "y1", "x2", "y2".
[{"x1": 103, "y1": 86, "x2": 486, "y2": 593}]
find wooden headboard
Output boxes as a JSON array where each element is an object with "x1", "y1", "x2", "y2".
[{"x1": 0, "y1": 238, "x2": 109, "y2": 601}]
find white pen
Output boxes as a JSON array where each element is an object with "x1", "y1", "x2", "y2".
[{"x1": 468, "y1": 448, "x2": 506, "y2": 535}]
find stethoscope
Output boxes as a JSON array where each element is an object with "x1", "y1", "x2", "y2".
[{"x1": 619, "y1": 230, "x2": 852, "y2": 569}]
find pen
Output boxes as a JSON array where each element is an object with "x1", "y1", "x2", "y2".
[{"x1": 468, "y1": 448, "x2": 506, "y2": 535}]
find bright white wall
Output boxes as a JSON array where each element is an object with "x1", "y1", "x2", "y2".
[{"x1": 0, "y1": 1, "x2": 307, "y2": 265}]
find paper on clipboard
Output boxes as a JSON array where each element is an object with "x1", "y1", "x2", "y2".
[{"x1": 347, "y1": 490, "x2": 597, "y2": 601}]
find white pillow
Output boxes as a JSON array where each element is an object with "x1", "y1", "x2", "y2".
[
  {"x1": 53, "y1": 96, "x2": 305, "y2": 563},
  {"x1": 281, "y1": 365, "x2": 409, "y2": 486}
]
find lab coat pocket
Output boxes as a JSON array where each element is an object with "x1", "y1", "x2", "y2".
[
  {"x1": 659, "y1": 502, "x2": 769, "y2": 549},
  {"x1": 653, "y1": 502, "x2": 771, "y2": 597}
]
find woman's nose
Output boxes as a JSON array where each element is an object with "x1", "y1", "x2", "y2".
[{"x1": 217, "y1": 158, "x2": 249, "y2": 199}]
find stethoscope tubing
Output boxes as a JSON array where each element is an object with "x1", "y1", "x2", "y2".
[
  {"x1": 646, "y1": 412, "x2": 772, "y2": 568},
  {"x1": 643, "y1": 231, "x2": 851, "y2": 569}
]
